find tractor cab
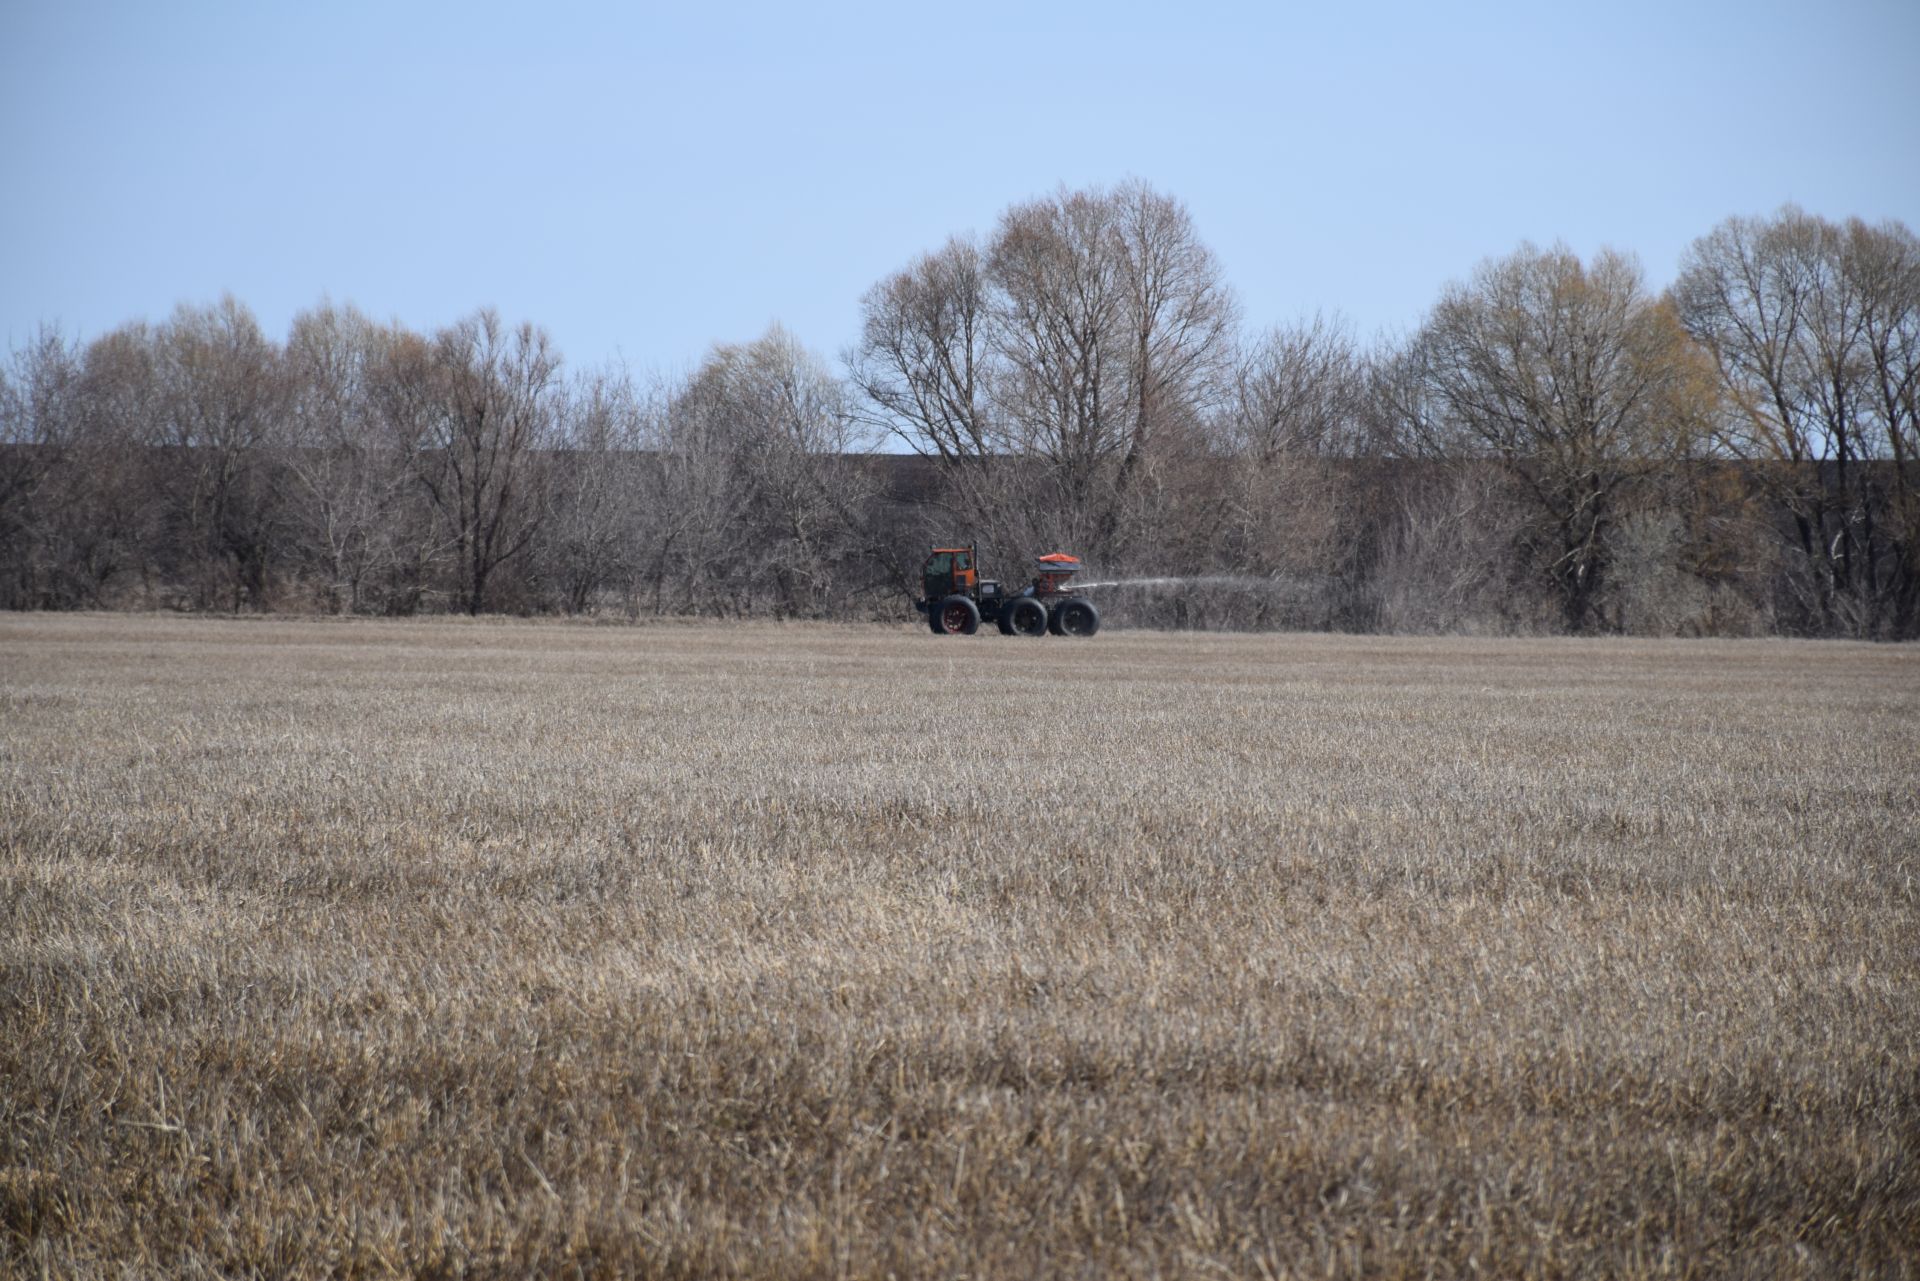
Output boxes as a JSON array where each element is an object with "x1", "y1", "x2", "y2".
[{"x1": 922, "y1": 546, "x2": 978, "y2": 603}]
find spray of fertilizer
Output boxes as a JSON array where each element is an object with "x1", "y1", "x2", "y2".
[{"x1": 1069, "y1": 575, "x2": 1284, "y2": 592}]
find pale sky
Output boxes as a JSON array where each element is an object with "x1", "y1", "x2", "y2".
[{"x1": 4, "y1": 0, "x2": 1917, "y2": 375}]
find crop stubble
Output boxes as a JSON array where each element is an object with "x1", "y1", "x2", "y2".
[{"x1": 1, "y1": 615, "x2": 1916, "y2": 1277}]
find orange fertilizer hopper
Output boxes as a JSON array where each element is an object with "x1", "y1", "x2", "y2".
[
  {"x1": 916, "y1": 545, "x2": 1100, "y2": 637},
  {"x1": 1033, "y1": 552, "x2": 1082, "y2": 595}
]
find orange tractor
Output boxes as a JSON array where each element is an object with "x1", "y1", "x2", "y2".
[{"x1": 916, "y1": 545, "x2": 1101, "y2": 637}]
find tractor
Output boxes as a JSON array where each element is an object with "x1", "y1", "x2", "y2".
[{"x1": 915, "y1": 545, "x2": 1101, "y2": 637}]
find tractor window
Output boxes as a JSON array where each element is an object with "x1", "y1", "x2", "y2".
[
  {"x1": 955, "y1": 551, "x2": 971, "y2": 571},
  {"x1": 927, "y1": 553, "x2": 953, "y2": 575}
]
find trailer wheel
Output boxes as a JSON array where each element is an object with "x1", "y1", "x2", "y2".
[
  {"x1": 1057, "y1": 597, "x2": 1100, "y2": 637},
  {"x1": 995, "y1": 608, "x2": 1015, "y2": 635},
  {"x1": 1006, "y1": 596, "x2": 1049, "y2": 637},
  {"x1": 933, "y1": 594, "x2": 980, "y2": 635},
  {"x1": 1047, "y1": 605, "x2": 1065, "y2": 635}
]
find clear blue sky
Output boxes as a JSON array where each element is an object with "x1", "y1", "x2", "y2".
[{"x1": 5, "y1": 0, "x2": 1917, "y2": 375}]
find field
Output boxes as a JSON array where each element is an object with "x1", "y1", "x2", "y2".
[{"x1": 2, "y1": 614, "x2": 1916, "y2": 1278}]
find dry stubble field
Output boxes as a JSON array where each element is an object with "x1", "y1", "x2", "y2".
[{"x1": 1, "y1": 613, "x2": 1916, "y2": 1279}]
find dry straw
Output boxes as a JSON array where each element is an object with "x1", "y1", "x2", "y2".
[{"x1": 2, "y1": 615, "x2": 1915, "y2": 1277}]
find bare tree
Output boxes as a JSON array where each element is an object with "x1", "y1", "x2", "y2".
[
  {"x1": 381, "y1": 309, "x2": 560, "y2": 614},
  {"x1": 1386, "y1": 245, "x2": 1715, "y2": 632},
  {"x1": 0, "y1": 328, "x2": 84, "y2": 606},
  {"x1": 63, "y1": 325, "x2": 169, "y2": 604},
  {"x1": 0, "y1": 329, "x2": 79, "y2": 505},
  {"x1": 649, "y1": 386, "x2": 752, "y2": 615},
  {"x1": 674, "y1": 325, "x2": 870, "y2": 616},
  {"x1": 847, "y1": 235, "x2": 998, "y2": 462},
  {"x1": 1675, "y1": 208, "x2": 1920, "y2": 635},
  {"x1": 1224, "y1": 316, "x2": 1366, "y2": 461},
  {"x1": 535, "y1": 364, "x2": 658, "y2": 614},
  {"x1": 1109, "y1": 178, "x2": 1238, "y2": 475},
  {"x1": 1853, "y1": 220, "x2": 1920, "y2": 630},
  {"x1": 1365, "y1": 464, "x2": 1542, "y2": 633},
  {"x1": 151, "y1": 297, "x2": 289, "y2": 610},
  {"x1": 852, "y1": 181, "x2": 1235, "y2": 569},
  {"x1": 1202, "y1": 317, "x2": 1367, "y2": 626},
  {"x1": 988, "y1": 182, "x2": 1235, "y2": 549},
  {"x1": 987, "y1": 185, "x2": 1124, "y2": 507},
  {"x1": 284, "y1": 303, "x2": 424, "y2": 613}
]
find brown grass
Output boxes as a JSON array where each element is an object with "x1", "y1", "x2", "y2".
[{"x1": 2, "y1": 614, "x2": 1916, "y2": 1278}]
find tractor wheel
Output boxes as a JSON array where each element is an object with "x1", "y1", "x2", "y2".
[
  {"x1": 1057, "y1": 597, "x2": 1100, "y2": 637},
  {"x1": 1007, "y1": 596, "x2": 1049, "y2": 637},
  {"x1": 1047, "y1": 605, "x2": 1065, "y2": 636},
  {"x1": 927, "y1": 607, "x2": 945, "y2": 635},
  {"x1": 995, "y1": 608, "x2": 1015, "y2": 635},
  {"x1": 933, "y1": 594, "x2": 980, "y2": 635}
]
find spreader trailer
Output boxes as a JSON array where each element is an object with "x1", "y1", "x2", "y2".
[{"x1": 915, "y1": 545, "x2": 1101, "y2": 637}]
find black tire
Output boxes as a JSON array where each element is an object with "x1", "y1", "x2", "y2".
[
  {"x1": 1047, "y1": 605, "x2": 1065, "y2": 636},
  {"x1": 1006, "y1": 596, "x2": 1049, "y2": 637},
  {"x1": 1057, "y1": 597, "x2": 1100, "y2": 637},
  {"x1": 995, "y1": 607, "x2": 1015, "y2": 635},
  {"x1": 927, "y1": 606, "x2": 945, "y2": 635},
  {"x1": 932, "y1": 594, "x2": 980, "y2": 635}
]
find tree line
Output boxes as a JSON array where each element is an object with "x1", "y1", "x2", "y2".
[{"x1": 3, "y1": 185, "x2": 1916, "y2": 637}]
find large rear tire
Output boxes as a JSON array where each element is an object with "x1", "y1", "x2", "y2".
[
  {"x1": 1057, "y1": 597, "x2": 1100, "y2": 637},
  {"x1": 1007, "y1": 596, "x2": 1049, "y2": 637},
  {"x1": 933, "y1": 594, "x2": 980, "y2": 635}
]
